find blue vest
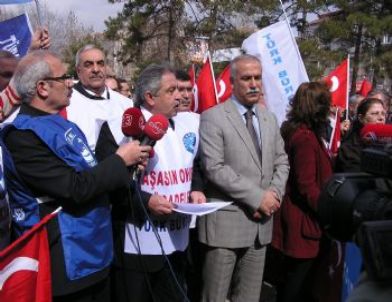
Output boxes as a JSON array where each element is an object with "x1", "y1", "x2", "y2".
[{"x1": 0, "y1": 113, "x2": 113, "y2": 280}]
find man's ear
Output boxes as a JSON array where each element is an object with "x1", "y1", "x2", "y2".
[
  {"x1": 144, "y1": 91, "x2": 155, "y2": 107},
  {"x1": 36, "y1": 80, "x2": 49, "y2": 99},
  {"x1": 76, "y1": 66, "x2": 81, "y2": 78}
]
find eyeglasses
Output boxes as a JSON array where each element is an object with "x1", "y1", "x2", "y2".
[{"x1": 43, "y1": 74, "x2": 74, "y2": 82}]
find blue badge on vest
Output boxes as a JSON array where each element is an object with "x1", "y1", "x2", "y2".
[
  {"x1": 64, "y1": 128, "x2": 96, "y2": 167},
  {"x1": 183, "y1": 132, "x2": 196, "y2": 154}
]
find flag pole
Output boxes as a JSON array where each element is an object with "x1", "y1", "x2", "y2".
[
  {"x1": 34, "y1": 0, "x2": 42, "y2": 26},
  {"x1": 278, "y1": 0, "x2": 307, "y2": 76},
  {"x1": 208, "y1": 51, "x2": 219, "y2": 104},
  {"x1": 346, "y1": 54, "x2": 350, "y2": 120},
  {"x1": 329, "y1": 110, "x2": 339, "y2": 148}
]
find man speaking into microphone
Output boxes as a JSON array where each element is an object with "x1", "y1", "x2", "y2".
[
  {"x1": 100, "y1": 63, "x2": 205, "y2": 302},
  {"x1": 1, "y1": 50, "x2": 151, "y2": 301}
]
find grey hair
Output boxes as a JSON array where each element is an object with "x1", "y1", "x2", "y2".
[
  {"x1": 134, "y1": 62, "x2": 175, "y2": 107},
  {"x1": 13, "y1": 50, "x2": 55, "y2": 104},
  {"x1": 230, "y1": 54, "x2": 261, "y2": 83},
  {"x1": 75, "y1": 44, "x2": 103, "y2": 67}
]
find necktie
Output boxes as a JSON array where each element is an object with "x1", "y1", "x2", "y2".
[{"x1": 245, "y1": 109, "x2": 262, "y2": 163}]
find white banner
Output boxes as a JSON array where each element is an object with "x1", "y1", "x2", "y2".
[{"x1": 242, "y1": 20, "x2": 309, "y2": 125}]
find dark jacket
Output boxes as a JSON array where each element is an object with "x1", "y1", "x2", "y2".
[
  {"x1": 272, "y1": 125, "x2": 333, "y2": 258},
  {"x1": 3, "y1": 104, "x2": 130, "y2": 296}
]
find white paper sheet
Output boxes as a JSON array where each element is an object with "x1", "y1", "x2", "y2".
[{"x1": 173, "y1": 202, "x2": 232, "y2": 216}]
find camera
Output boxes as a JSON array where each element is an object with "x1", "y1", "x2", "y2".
[{"x1": 318, "y1": 146, "x2": 392, "y2": 282}]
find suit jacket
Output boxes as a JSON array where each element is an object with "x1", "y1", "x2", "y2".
[
  {"x1": 272, "y1": 125, "x2": 333, "y2": 258},
  {"x1": 198, "y1": 99, "x2": 289, "y2": 248}
]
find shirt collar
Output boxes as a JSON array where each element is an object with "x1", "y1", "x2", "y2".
[{"x1": 232, "y1": 96, "x2": 256, "y2": 116}]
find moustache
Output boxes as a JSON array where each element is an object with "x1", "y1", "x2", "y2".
[{"x1": 246, "y1": 88, "x2": 261, "y2": 95}]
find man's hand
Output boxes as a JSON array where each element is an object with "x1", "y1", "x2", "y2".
[
  {"x1": 115, "y1": 140, "x2": 151, "y2": 166},
  {"x1": 190, "y1": 191, "x2": 206, "y2": 204},
  {"x1": 340, "y1": 119, "x2": 351, "y2": 136},
  {"x1": 29, "y1": 28, "x2": 51, "y2": 50},
  {"x1": 257, "y1": 189, "x2": 280, "y2": 217},
  {"x1": 148, "y1": 194, "x2": 173, "y2": 216}
]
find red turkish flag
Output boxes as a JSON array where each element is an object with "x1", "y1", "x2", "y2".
[
  {"x1": 0, "y1": 212, "x2": 56, "y2": 302},
  {"x1": 216, "y1": 64, "x2": 232, "y2": 103},
  {"x1": 329, "y1": 111, "x2": 341, "y2": 156},
  {"x1": 196, "y1": 57, "x2": 218, "y2": 113},
  {"x1": 188, "y1": 64, "x2": 199, "y2": 112},
  {"x1": 325, "y1": 59, "x2": 348, "y2": 109},
  {"x1": 358, "y1": 78, "x2": 372, "y2": 97}
]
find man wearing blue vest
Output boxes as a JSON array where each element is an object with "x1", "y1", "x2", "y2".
[{"x1": 0, "y1": 50, "x2": 151, "y2": 301}]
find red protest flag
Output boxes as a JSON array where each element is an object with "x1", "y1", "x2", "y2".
[
  {"x1": 329, "y1": 110, "x2": 341, "y2": 156},
  {"x1": 325, "y1": 59, "x2": 349, "y2": 109},
  {"x1": 216, "y1": 64, "x2": 232, "y2": 103},
  {"x1": 358, "y1": 78, "x2": 372, "y2": 97},
  {"x1": 196, "y1": 56, "x2": 218, "y2": 113},
  {"x1": 188, "y1": 64, "x2": 199, "y2": 112},
  {"x1": 0, "y1": 212, "x2": 57, "y2": 302}
]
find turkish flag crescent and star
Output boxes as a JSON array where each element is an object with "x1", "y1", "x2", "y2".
[
  {"x1": 0, "y1": 212, "x2": 56, "y2": 302},
  {"x1": 325, "y1": 59, "x2": 348, "y2": 109},
  {"x1": 196, "y1": 57, "x2": 218, "y2": 113},
  {"x1": 216, "y1": 64, "x2": 232, "y2": 103}
]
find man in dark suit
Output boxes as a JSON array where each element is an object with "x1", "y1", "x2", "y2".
[{"x1": 198, "y1": 54, "x2": 289, "y2": 302}]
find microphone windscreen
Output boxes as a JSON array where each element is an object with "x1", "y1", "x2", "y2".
[
  {"x1": 121, "y1": 107, "x2": 145, "y2": 137},
  {"x1": 143, "y1": 114, "x2": 169, "y2": 141}
]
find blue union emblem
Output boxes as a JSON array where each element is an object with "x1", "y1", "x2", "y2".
[{"x1": 183, "y1": 132, "x2": 196, "y2": 154}]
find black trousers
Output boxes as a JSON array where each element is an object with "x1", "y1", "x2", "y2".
[
  {"x1": 111, "y1": 252, "x2": 188, "y2": 302},
  {"x1": 53, "y1": 277, "x2": 110, "y2": 302},
  {"x1": 276, "y1": 256, "x2": 316, "y2": 302},
  {"x1": 186, "y1": 228, "x2": 204, "y2": 302}
]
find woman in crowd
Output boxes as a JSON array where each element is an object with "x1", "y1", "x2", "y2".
[
  {"x1": 272, "y1": 81, "x2": 333, "y2": 302},
  {"x1": 336, "y1": 97, "x2": 386, "y2": 172}
]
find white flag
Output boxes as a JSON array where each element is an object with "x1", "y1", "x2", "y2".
[{"x1": 242, "y1": 21, "x2": 309, "y2": 125}]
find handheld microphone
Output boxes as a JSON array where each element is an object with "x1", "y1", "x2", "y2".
[
  {"x1": 132, "y1": 114, "x2": 169, "y2": 180},
  {"x1": 140, "y1": 114, "x2": 169, "y2": 146},
  {"x1": 360, "y1": 123, "x2": 392, "y2": 145},
  {"x1": 121, "y1": 107, "x2": 145, "y2": 138}
]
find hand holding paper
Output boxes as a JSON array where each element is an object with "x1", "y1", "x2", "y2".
[{"x1": 173, "y1": 202, "x2": 232, "y2": 216}]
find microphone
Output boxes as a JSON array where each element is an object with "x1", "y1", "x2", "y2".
[
  {"x1": 132, "y1": 114, "x2": 169, "y2": 180},
  {"x1": 121, "y1": 107, "x2": 145, "y2": 138},
  {"x1": 140, "y1": 114, "x2": 169, "y2": 146},
  {"x1": 360, "y1": 123, "x2": 392, "y2": 145}
]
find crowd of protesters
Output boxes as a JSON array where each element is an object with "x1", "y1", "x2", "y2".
[{"x1": 0, "y1": 26, "x2": 391, "y2": 302}]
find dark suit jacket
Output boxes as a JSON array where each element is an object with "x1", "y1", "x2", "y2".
[{"x1": 272, "y1": 125, "x2": 333, "y2": 258}]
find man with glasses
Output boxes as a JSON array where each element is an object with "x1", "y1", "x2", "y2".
[{"x1": 1, "y1": 50, "x2": 151, "y2": 301}]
